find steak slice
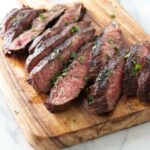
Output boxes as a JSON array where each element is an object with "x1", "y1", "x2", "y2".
[
  {"x1": 89, "y1": 21, "x2": 123, "y2": 81},
  {"x1": 0, "y1": 7, "x2": 32, "y2": 37},
  {"x1": 45, "y1": 42, "x2": 94, "y2": 112},
  {"x1": 3, "y1": 9, "x2": 40, "y2": 54},
  {"x1": 137, "y1": 55, "x2": 150, "y2": 101},
  {"x1": 29, "y1": 3, "x2": 85, "y2": 54},
  {"x1": 7, "y1": 5, "x2": 66, "y2": 55},
  {"x1": 123, "y1": 42, "x2": 150, "y2": 97},
  {"x1": 26, "y1": 21, "x2": 91, "y2": 73},
  {"x1": 85, "y1": 50, "x2": 125, "y2": 114},
  {"x1": 28, "y1": 27, "x2": 95, "y2": 93}
]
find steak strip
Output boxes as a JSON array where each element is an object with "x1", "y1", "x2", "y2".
[
  {"x1": 89, "y1": 21, "x2": 123, "y2": 81},
  {"x1": 7, "y1": 5, "x2": 66, "y2": 54},
  {"x1": 28, "y1": 27, "x2": 95, "y2": 93},
  {"x1": 45, "y1": 42, "x2": 94, "y2": 112},
  {"x1": 123, "y1": 41, "x2": 150, "y2": 97},
  {"x1": 3, "y1": 9, "x2": 40, "y2": 54},
  {"x1": 137, "y1": 55, "x2": 150, "y2": 101},
  {"x1": 26, "y1": 21, "x2": 91, "y2": 73},
  {"x1": 85, "y1": 50, "x2": 125, "y2": 114},
  {"x1": 29, "y1": 3, "x2": 85, "y2": 54}
]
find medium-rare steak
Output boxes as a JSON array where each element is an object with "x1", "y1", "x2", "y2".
[
  {"x1": 123, "y1": 42, "x2": 150, "y2": 97},
  {"x1": 3, "y1": 9, "x2": 40, "y2": 54},
  {"x1": 85, "y1": 50, "x2": 125, "y2": 114},
  {"x1": 29, "y1": 3, "x2": 85, "y2": 54},
  {"x1": 26, "y1": 21, "x2": 91, "y2": 73},
  {"x1": 45, "y1": 42, "x2": 94, "y2": 112},
  {"x1": 0, "y1": 7, "x2": 32, "y2": 37},
  {"x1": 7, "y1": 5, "x2": 66, "y2": 55},
  {"x1": 137, "y1": 55, "x2": 150, "y2": 101},
  {"x1": 89, "y1": 21, "x2": 123, "y2": 81},
  {"x1": 28, "y1": 27, "x2": 95, "y2": 93}
]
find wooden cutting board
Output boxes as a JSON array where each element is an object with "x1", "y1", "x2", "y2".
[{"x1": 0, "y1": 0, "x2": 150, "y2": 150}]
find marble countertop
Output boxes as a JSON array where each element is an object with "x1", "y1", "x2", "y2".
[{"x1": 0, "y1": 0, "x2": 150, "y2": 150}]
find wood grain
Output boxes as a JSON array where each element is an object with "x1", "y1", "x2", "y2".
[{"x1": 0, "y1": 0, "x2": 150, "y2": 150}]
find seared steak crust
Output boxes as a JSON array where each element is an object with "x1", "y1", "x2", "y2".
[
  {"x1": 89, "y1": 21, "x2": 123, "y2": 81},
  {"x1": 29, "y1": 3, "x2": 85, "y2": 54},
  {"x1": 26, "y1": 21, "x2": 90, "y2": 73},
  {"x1": 3, "y1": 9, "x2": 40, "y2": 54},
  {"x1": 45, "y1": 42, "x2": 94, "y2": 112},
  {"x1": 123, "y1": 42, "x2": 150, "y2": 97},
  {"x1": 28, "y1": 27, "x2": 95, "y2": 93},
  {"x1": 7, "y1": 5, "x2": 66, "y2": 54},
  {"x1": 86, "y1": 50, "x2": 125, "y2": 114},
  {"x1": 137, "y1": 55, "x2": 150, "y2": 101}
]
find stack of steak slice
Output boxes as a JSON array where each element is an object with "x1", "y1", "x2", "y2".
[
  {"x1": 85, "y1": 49, "x2": 126, "y2": 114},
  {"x1": 3, "y1": 8, "x2": 43, "y2": 54},
  {"x1": 137, "y1": 54, "x2": 150, "y2": 101},
  {"x1": 29, "y1": 3, "x2": 85, "y2": 54},
  {"x1": 28, "y1": 24, "x2": 95, "y2": 93},
  {"x1": 45, "y1": 42, "x2": 94, "y2": 112},
  {"x1": 89, "y1": 21, "x2": 123, "y2": 81},
  {"x1": 7, "y1": 5, "x2": 66, "y2": 55},
  {"x1": 26, "y1": 21, "x2": 91, "y2": 73},
  {"x1": 123, "y1": 41, "x2": 150, "y2": 97}
]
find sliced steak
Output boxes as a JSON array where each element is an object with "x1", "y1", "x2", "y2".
[
  {"x1": 28, "y1": 27, "x2": 95, "y2": 93},
  {"x1": 89, "y1": 21, "x2": 123, "y2": 81},
  {"x1": 85, "y1": 50, "x2": 125, "y2": 114},
  {"x1": 3, "y1": 9, "x2": 40, "y2": 54},
  {"x1": 29, "y1": 3, "x2": 85, "y2": 54},
  {"x1": 45, "y1": 42, "x2": 94, "y2": 112},
  {"x1": 137, "y1": 55, "x2": 150, "y2": 101},
  {"x1": 123, "y1": 42, "x2": 150, "y2": 97},
  {"x1": 0, "y1": 7, "x2": 32, "y2": 37},
  {"x1": 7, "y1": 5, "x2": 66, "y2": 54},
  {"x1": 26, "y1": 21, "x2": 90, "y2": 73}
]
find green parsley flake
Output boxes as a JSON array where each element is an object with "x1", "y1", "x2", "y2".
[
  {"x1": 64, "y1": 21, "x2": 69, "y2": 26},
  {"x1": 124, "y1": 52, "x2": 131, "y2": 59},
  {"x1": 14, "y1": 110, "x2": 19, "y2": 115},
  {"x1": 84, "y1": 75, "x2": 89, "y2": 83},
  {"x1": 39, "y1": 14, "x2": 47, "y2": 21},
  {"x1": 70, "y1": 52, "x2": 77, "y2": 60},
  {"x1": 61, "y1": 68, "x2": 68, "y2": 76},
  {"x1": 87, "y1": 95, "x2": 94, "y2": 104},
  {"x1": 70, "y1": 25, "x2": 80, "y2": 34},
  {"x1": 114, "y1": 47, "x2": 119, "y2": 51},
  {"x1": 108, "y1": 37, "x2": 114, "y2": 44},
  {"x1": 78, "y1": 56, "x2": 84, "y2": 64},
  {"x1": 110, "y1": 14, "x2": 116, "y2": 19},
  {"x1": 131, "y1": 60, "x2": 141, "y2": 76}
]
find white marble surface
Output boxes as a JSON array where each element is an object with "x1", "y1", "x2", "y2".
[{"x1": 0, "y1": 0, "x2": 150, "y2": 150}]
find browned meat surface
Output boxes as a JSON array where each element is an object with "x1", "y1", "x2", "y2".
[
  {"x1": 85, "y1": 50, "x2": 125, "y2": 114},
  {"x1": 0, "y1": 7, "x2": 32, "y2": 37},
  {"x1": 26, "y1": 21, "x2": 90, "y2": 73},
  {"x1": 3, "y1": 9, "x2": 40, "y2": 54},
  {"x1": 137, "y1": 55, "x2": 150, "y2": 101},
  {"x1": 123, "y1": 41, "x2": 150, "y2": 97},
  {"x1": 7, "y1": 5, "x2": 66, "y2": 54},
  {"x1": 29, "y1": 3, "x2": 85, "y2": 54},
  {"x1": 89, "y1": 21, "x2": 123, "y2": 81},
  {"x1": 45, "y1": 42, "x2": 94, "y2": 112},
  {"x1": 28, "y1": 27, "x2": 95, "y2": 93}
]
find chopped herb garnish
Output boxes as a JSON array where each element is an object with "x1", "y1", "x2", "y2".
[
  {"x1": 131, "y1": 60, "x2": 141, "y2": 76},
  {"x1": 75, "y1": 16, "x2": 79, "y2": 21},
  {"x1": 70, "y1": 52, "x2": 77, "y2": 60},
  {"x1": 39, "y1": 14, "x2": 47, "y2": 21},
  {"x1": 78, "y1": 56, "x2": 84, "y2": 64},
  {"x1": 110, "y1": 14, "x2": 116, "y2": 19},
  {"x1": 108, "y1": 37, "x2": 114, "y2": 44},
  {"x1": 70, "y1": 25, "x2": 80, "y2": 34},
  {"x1": 87, "y1": 95, "x2": 94, "y2": 104},
  {"x1": 61, "y1": 68, "x2": 68, "y2": 76},
  {"x1": 14, "y1": 110, "x2": 19, "y2": 115},
  {"x1": 124, "y1": 52, "x2": 131, "y2": 59},
  {"x1": 114, "y1": 47, "x2": 119, "y2": 51},
  {"x1": 64, "y1": 21, "x2": 69, "y2": 26},
  {"x1": 96, "y1": 76, "x2": 101, "y2": 81},
  {"x1": 84, "y1": 75, "x2": 89, "y2": 83}
]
